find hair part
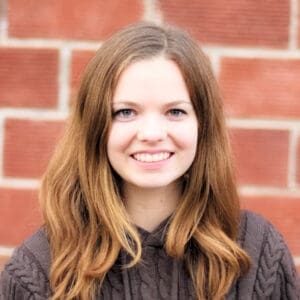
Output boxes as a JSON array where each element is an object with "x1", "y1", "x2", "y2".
[{"x1": 40, "y1": 22, "x2": 251, "y2": 299}]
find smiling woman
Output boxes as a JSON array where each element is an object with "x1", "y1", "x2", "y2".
[
  {"x1": 0, "y1": 22, "x2": 299, "y2": 300},
  {"x1": 108, "y1": 58, "x2": 198, "y2": 196}
]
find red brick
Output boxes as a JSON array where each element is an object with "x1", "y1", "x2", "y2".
[
  {"x1": 241, "y1": 196, "x2": 300, "y2": 256},
  {"x1": 4, "y1": 119, "x2": 65, "y2": 178},
  {"x1": 0, "y1": 188, "x2": 41, "y2": 246},
  {"x1": 297, "y1": 138, "x2": 300, "y2": 184},
  {"x1": 0, "y1": 48, "x2": 58, "y2": 108},
  {"x1": 298, "y1": 3, "x2": 300, "y2": 49},
  {"x1": 71, "y1": 50, "x2": 96, "y2": 102},
  {"x1": 230, "y1": 129, "x2": 289, "y2": 186},
  {"x1": 8, "y1": 0, "x2": 143, "y2": 40},
  {"x1": 220, "y1": 58, "x2": 300, "y2": 118},
  {"x1": 159, "y1": 0, "x2": 289, "y2": 47},
  {"x1": 0, "y1": 255, "x2": 10, "y2": 271}
]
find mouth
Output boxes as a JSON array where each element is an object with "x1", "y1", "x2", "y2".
[{"x1": 131, "y1": 152, "x2": 173, "y2": 163}]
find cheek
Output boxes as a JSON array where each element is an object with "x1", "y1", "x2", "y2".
[
  {"x1": 173, "y1": 121, "x2": 198, "y2": 150},
  {"x1": 107, "y1": 124, "x2": 135, "y2": 153}
]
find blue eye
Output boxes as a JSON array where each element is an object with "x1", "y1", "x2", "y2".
[
  {"x1": 113, "y1": 108, "x2": 135, "y2": 119},
  {"x1": 167, "y1": 109, "x2": 186, "y2": 117}
]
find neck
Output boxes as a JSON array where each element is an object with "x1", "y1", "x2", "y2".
[{"x1": 123, "y1": 182, "x2": 181, "y2": 232}]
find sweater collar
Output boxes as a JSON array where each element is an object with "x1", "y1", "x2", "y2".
[{"x1": 135, "y1": 215, "x2": 172, "y2": 248}]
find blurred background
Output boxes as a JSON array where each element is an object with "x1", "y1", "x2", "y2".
[{"x1": 0, "y1": 0, "x2": 299, "y2": 272}]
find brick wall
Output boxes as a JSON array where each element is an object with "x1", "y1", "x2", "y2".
[{"x1": 0, "y1": 0, "x2": 299, "y2": 273}]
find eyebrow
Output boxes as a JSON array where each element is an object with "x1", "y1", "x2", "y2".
[{"x1": 112, "y1": 100, "x2": 193, "y2": 107}]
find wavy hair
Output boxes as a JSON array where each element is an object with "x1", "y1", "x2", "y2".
[{"x1": 40, "y1": 22, "x2": 251, "y2": 299}]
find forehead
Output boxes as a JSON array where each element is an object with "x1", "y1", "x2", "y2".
[{"x1": 112, "y1": 57, "x2": 190, "y2": 104}]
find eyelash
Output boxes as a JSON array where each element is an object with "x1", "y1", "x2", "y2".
[
  {"x1": 167, "y1": 109, "x2": 187, "y2": 117},
  {"x1": 112, "y1": 108, "x2": 135, "y2": 119},
  {"x1": 112, "y1": 108, "x2": 187, "y2": 120}
]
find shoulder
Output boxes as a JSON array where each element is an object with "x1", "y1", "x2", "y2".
[
  {"x1": 237, "y1": 210, "x2": 300, "y2": 298},
  {"x1": 238, "y1": 210, "x2": 294, "y2": 260},
  {"x1": 238, "y1": 210, "x2": 276, "y2": 242},
  {"x1": 0, "y1": 228, "x2": 51, "y2": 299}
]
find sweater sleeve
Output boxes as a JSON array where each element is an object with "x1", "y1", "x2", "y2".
[
  {"x1": 272, "y1": 237, "x2": 300, "y2": 299},
  {"x1": 0, "y1": 267, "x2": 36, "y2": 300},
  {"x1": 0, "y1": 245, "x2": 50, "y2": 300},
  {"x1": 252, "y1": 217, "x2": 300, "y2": 299}
]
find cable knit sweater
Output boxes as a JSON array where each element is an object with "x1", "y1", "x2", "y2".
[{"x1": 1, "y1": 211, "x2": 299, "y2": 299}]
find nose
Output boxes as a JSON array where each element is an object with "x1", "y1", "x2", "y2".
[{"x1": 137, "y1": 115, "x2": 167, "y2": 142}]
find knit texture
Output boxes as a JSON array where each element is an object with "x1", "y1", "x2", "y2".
[{"x1": 1, "y1": 211, "x2": 300, "y2": 299}]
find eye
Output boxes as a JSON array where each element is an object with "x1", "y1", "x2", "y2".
[
  {"x1": 112, "y1": 108, "x2": 136, "y2": 120},
  {"x1": 167, "y1": 109, "x2": 186, "y2": 118}
]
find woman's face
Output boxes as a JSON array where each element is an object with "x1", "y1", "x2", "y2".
[{"x1": 107, "y1": 56, "x2": 198, "y2": 190}]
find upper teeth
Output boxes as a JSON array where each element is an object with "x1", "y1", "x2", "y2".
[{"x1": 133, "y1": 152, "x2": 171, "y2": 162}]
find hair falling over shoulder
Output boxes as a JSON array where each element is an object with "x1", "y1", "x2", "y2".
[{"x1": 39, "y1": 22, "x2": 251, "y2": 299}]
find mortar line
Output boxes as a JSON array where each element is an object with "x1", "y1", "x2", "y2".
[
  {"x1": 294, "y1": 256, "x2": 300, "y2": 265},
  {"x1": 288, "y1": 130, "x2": 299, "y2": 188},
  {"x1": 1, "y1": 38, "x2": 101, "y2": 50},
  {"x1": 239, "y1": 186, "x2": 300, "y2": 197},
  {"x1": 142, "y1": 0, "x2": 162, "y2": 24},
  {"x1": 0, "y1": 177, "x2": 40, "y2": 188},
  {"x1": 0, "y1": 246, "x2": 14, "y2": 256},
  {"x1": 204, "y1": 46, "x2": 300, "y2": 59},
  {"x1": 0, "y1": 117, "x2": 4, "y2": 179},
  {"x1": 0, "y1": 108, "x2": 68, "y2": 120},
  {"x1": 2, "y1": 37, "x2": 300, "y2": 58},
  {"x1": 289, "y1": 0, "x2": 298, "y2": 49},
  {"x1": 227, "y1": 118, "x2": 300, "y2": 130},
  {"x1": 209, "y1": 53, "x2": 221, "y2": 78},
  {"x1": 58, "y1": 46, "x2": 71, "y2": 113},
  {"x1": 0, "y1": 0, "x2": 7, "y2": 42}
]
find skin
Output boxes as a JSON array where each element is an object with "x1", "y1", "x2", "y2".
[{"x1": 107, "y1": 56, "x2": 198, "y2": 231}]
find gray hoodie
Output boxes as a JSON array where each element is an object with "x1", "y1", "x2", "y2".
[{"x1": 1, "y1": 211, "x2": 299, "y2": 299}]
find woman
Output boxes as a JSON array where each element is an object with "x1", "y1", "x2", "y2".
[{"x1": 1, "y1": 22, "x2": 299, "y2": 299}]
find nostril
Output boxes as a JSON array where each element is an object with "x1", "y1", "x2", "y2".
[{"x1": 136, "y1": 128, "x2": 167, "y2": 142}]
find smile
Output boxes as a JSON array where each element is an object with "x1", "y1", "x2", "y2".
[{"x1": 132, "y1": 152, "x2": 172, "y2": 163}]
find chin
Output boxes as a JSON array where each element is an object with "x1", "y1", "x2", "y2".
[{"x1": 129, "y1": 177, "x2": 181, "y2": 189}]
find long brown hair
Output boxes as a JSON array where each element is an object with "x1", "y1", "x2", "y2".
[{"x1": 40, "y1": 22, "x2": 251, "y2": 299}]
